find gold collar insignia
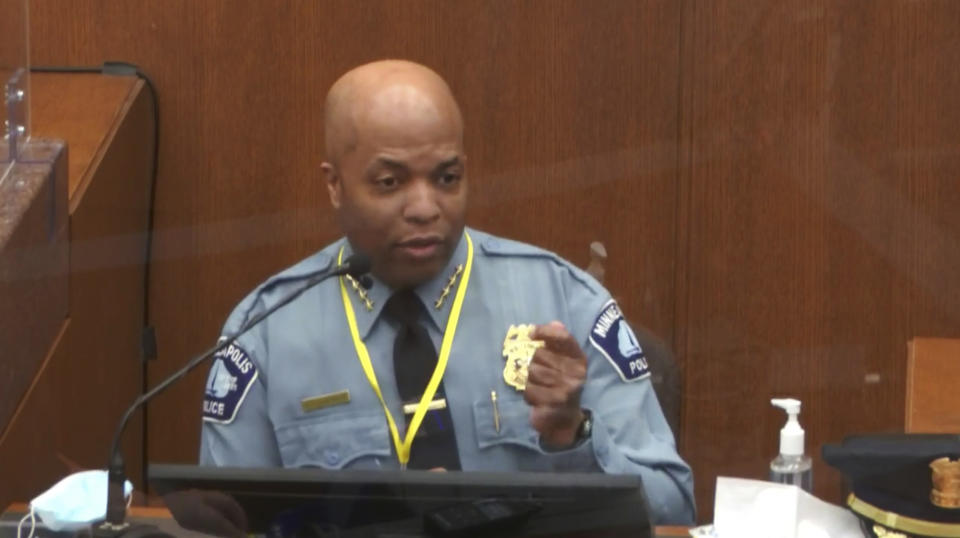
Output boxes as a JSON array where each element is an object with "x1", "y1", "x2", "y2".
[
  {"x1": 345, "y1": 274, "x2": 373, "y2": 311},
  {"x1": 434, "y1": 264, "x2": 464, "y2": 310}
]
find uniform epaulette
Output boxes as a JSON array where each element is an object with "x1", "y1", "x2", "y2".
[
  {"x1": 226, "y1": 250, "x2": 334, "y2": 331},
  {"x1": 261, "y1": 251, "x2": 334, "y2": 290},
  {"x1": 479, "y1": 235, "x2": 555, "y2": 259},
  {"x1": 478, "y1": 233, "x2": 601, "y2": 295}
]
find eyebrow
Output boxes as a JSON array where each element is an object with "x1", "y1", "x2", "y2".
[
  {"x1": 365, "y1": 155, "x2": 461, "y2": 176},
  {"x1": 364, "y1": 157, "x2": 405, "y2": 177},
  {"x1": 433, "y1": 156, "x2": 461, "y2": 172}
]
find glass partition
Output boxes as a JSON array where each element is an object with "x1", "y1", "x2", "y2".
[
  {"x1": 3, "y1": 3, "x2": 959, "y2": 536},
  {"x1": 0, "y1": 0, "x2": 29, "y2": 183},
  {"x1": 160, "y1": 3, "x2": 960, "y2": 532}
]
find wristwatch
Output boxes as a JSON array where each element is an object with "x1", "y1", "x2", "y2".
[
  {"x1": 541, "y1": 410, "x2": 593, "y2": 452},
  {"x1": 574, "y1": 409, "x2": 593, "y2": 442}
]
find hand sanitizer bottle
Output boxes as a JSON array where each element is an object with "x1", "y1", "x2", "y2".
[{"x1": 769, "y1": 398, "x2": 813, "y2": 492}]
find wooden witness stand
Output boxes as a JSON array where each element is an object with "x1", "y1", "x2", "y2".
[{"x1": 0, "y1": 72, "x2": 153, "y2": 510}]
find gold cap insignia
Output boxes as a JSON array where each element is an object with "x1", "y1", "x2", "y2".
[
  {"x1": 931, "y1": 457, "x2": 960, "y2": 509},
  {"x1": 502, "y1": 324, "x2": 544, "y2": 391},
  {"x1": 872, "y1": 525, "x2": 908, "y2": 537}
]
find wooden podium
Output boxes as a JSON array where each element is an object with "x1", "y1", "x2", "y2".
[
  {"x1": 0, "y1": 73, "x2": 154, "y2": 509},
  {"x1": 906, "y1": 337, "x2": 960, "y2": 433}
]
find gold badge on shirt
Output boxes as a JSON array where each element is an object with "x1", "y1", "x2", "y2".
[{"x1": 502, "y1": 324, "x2": 545, "y2": 391}]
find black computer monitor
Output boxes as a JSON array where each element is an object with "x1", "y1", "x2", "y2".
[{"x1": 149, "y1": 464, "x2": 652, "y2": 538}]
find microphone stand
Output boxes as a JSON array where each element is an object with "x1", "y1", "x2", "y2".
[{"x1": 91, "y1": 256, "x2": 370, "y2": 537}]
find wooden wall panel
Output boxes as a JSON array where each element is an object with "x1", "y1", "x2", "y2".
[
  {"x1": 677, "y1": 0, "x2": 960, "y2": 520},
  {"x1": 0, "y1": 75, "x2": 153, "y2": 507},
  {"x1": 29, "y1": 0, "x2": 683, "y2": 473}
]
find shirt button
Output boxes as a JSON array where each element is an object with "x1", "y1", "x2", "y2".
[{"x1": 325, "y1": 450, "x2": 339, "y2": 466}]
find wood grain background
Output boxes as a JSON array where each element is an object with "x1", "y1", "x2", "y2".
[
  {"x1": 676, "y1": 0, "x2": 960, "y2": 515},
  {"x1": 24, "y1": 0, "x2": 960, "y2": 521},
  {"x1": 0, "y1": 75, "x2": 152, "y2": 509}
]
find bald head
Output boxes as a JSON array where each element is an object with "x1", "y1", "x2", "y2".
[
  {"x1": 320, "y1": 60, "x2": 469, "y2": 290},
  {"x1": 324, "y1": 60, "x2": 463, "y2": 165}
]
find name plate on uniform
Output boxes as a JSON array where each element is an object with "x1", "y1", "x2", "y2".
[{"x1": 301, "y1": 390, "x2": 351, "y2": 413}]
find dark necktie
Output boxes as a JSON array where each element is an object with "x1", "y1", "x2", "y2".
[{"x1": 384, "y1": 290, "x2": 462, "y2": 470}]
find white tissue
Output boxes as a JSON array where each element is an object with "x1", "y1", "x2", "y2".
[{"x1": 711, "y1": 477, "x2": 862, "y2": 538}]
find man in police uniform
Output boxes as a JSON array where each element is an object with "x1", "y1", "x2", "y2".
[{"x1": 199, "y1": 60, "x2": 695, "y2": 524}]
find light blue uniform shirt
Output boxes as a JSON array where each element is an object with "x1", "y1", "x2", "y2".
[{"x1": 199, "y1": 228, "x2": 695, "y2": 524}]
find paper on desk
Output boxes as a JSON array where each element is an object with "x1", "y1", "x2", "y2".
[{"x1": 711, "y1": 477, "x2": 862, "y2": 538}]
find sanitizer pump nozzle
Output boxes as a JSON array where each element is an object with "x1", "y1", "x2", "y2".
[{"x1": 769, "y1": 398, "x2": 812, "y2": 492}]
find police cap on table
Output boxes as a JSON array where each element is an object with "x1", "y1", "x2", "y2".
[{"x1": 823, "y1": 433, "x2": 960, "y2": 537}]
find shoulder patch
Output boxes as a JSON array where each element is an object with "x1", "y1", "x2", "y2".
[
  {"x1": 202, "y1": 342, "x2": 258, "y2": 424},
  {"x1": 588, "y1": 300, "x2": 649, "y2": 382}
]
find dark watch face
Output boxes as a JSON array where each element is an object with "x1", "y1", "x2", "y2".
[{"x1": 576, "y1": 411, "x2": 593, "y2": 440}]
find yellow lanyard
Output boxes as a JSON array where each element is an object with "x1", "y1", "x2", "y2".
[{"x1": 337, "y1": 231, "x2": 474, "y2": 468}]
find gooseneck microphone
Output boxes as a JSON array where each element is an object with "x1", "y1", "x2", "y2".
[{"x1": 92, "y1": 253, "x2": 371, "y2": 537}]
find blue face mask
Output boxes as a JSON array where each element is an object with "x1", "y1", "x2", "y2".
[{"x1": 18, "y1": 470, "x2": 133, "y2": 537}]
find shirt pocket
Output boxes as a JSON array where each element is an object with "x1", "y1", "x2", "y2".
[
  {"x1": 472, "y1": 396, "x2": 541, "y2": 452},
  {"x1": 274, "y1": 408, "x2": 392, "y2": 469}
]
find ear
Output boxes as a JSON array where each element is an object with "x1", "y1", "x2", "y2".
[{"x1": 321, "y1": 162, "x2": 341, "y2": 209}]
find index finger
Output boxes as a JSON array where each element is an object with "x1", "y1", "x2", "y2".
[{"x1": 531, "y1": 321, "x2": 584, "y2": 358}]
